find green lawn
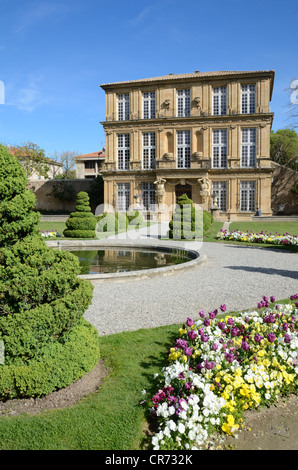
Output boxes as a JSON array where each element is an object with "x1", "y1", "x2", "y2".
[
  {"x1": 37, "y1": 220, "x2": 153, "y2": 239},
  {"x1": 229, "y1": 221, "x2": 298, "y2": 237},
  {"x1": 37, "y1": 221, "x2": 66, "y2": 235},
  {"x1": 37, "y1": 220, "x2": 298, "y2": 252},
  {"x1": 203, "y1": 221, "x2": 223, "y2": 242},
  {"x1": 0, "y1": 296, "x2": 294, "y2": 450},
  {"x1": 0, "y1": 323, "x2": 179, "y2": 450}
]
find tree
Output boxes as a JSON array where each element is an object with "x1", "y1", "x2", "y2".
[
  {"x1": 270, "y1": 129, "x2": 298, "y2": 171},
  {"x1": 9, "y1": 141, "x2": 50, "y2": 179},
  {"x1": 50, "y1": 150, "x2": 78, "y2": 179},
  {"x1": 0, "y1": 145, "x2": 100, "y2": 399}
]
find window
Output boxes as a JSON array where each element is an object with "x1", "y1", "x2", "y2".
[
  {"x1": 117, "y1": 183, "x2": 130, "y2": 211},
  {"x1": 84, "y1": 161, "x2": 96, "y2": 169},
  {"x1": 177, "y1": 130, "x2": 191, "y2": 168},
  {"x1": 241, "y1": 128, "x2": 257, "y2": 167},
  {"x1": 143, "y1": 92, "x2": 156, "y2": 119},
  {"x1": 117, "y1": 134, "x2": 130, "y2": 170},
  {"x1": 212, "y1": 129, "x2": 227, "y2": 168},
  {"x1": 212, "y1": 181, "x2": 227, "y2": 212},
  {"x1": 142, "y1": 182, "x2": 156, "y2": 210},
  {"x1": 117, "y1": 93, "x2": 130, "y2": 120},
  {"x1": 177, "y1": 89, "x2": 191, "y2": 117},
  {"x1": 240, "y1": 181, "x2": 256, "y2": 212},
  {"x1": 213, "y1": 87, "x2": 227, "y2": 115},
  {"x1": 142, "y1": 132, "x2": 156, "y2": 169},
  {"x1": 241, "y1": 85, "x2": 256, "y2": 114}
]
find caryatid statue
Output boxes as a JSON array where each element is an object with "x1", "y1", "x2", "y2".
[
  {"x1": 154, "y1": 177, "x2": 166, "y2": 205},
  {"x1": 197, "y1": 176, "x2": 211, "y2": 204}
]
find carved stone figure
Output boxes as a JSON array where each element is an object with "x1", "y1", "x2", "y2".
[
  {"x1": 154, "y1": 177, "x2": 166, "y2": 205},
  {"x1": 197, "y1": 176, "x2": 211, "y2": 203}
]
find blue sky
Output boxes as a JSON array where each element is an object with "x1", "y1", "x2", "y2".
[{"x1": 0, "y1": 0, "x2": 297, "y2": 158}]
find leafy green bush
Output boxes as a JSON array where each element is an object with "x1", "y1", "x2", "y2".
[
  {"x1": 169, "y1": 195, "x2": 213, "y2": 239},
  {"x1": 127, "y1": 210, "x2": 144, "y2": 227},
  {"x1": 0, "y1": 145, "x2": 100, "y2": 398},
  {"x1": 169, "y1": 194, "x2": 201, "y2": 239},
  {"x1": 63, "y1": 191, "x2": 97, "y2": 238},
  {"x1": 0, "y1": 319, "x2": 100, "y2": 399},
  {"x1": 0, "y1": 147, "x2": 40, "y2": 247},
  {"x1": 96, "y1": 212, "x2": 129, "y2": 233},
  {"x1": 203, "y1": 210, "x2": 213, "y2": 233}
]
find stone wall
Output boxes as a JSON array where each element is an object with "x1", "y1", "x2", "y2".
[
  {"x1": 271, "y1": 164, "x2": 298, "y2": 215},
  {"x1": 27, "y1": 179, "x2": 95, "y2": 213}
]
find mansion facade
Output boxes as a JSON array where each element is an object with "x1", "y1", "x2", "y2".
[{"x1": 100, "y1": 70, "x2": 275, "y2": 220}]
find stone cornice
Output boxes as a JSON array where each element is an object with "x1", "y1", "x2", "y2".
[
  {"x1": 100, "y1": 70, "x2": 275, "y2": 96},
  {"x1": 101, "y1": 166, "x2": 274, "y2": 179},
  {"x1": 101, "y1": 113, "x2": 274, "y2": 130}
]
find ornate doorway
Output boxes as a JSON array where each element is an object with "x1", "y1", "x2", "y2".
[{"x1": 175, "y1": 184, "x2": 192, "y2": 201}]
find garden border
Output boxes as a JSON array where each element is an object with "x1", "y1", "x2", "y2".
[{"x1": 45, "y1": 238, "x2": 206, "y2": 282}]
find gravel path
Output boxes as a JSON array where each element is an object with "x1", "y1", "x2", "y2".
[{"x1": 84, "y1": 239, "x2": 298, "y2": 336}]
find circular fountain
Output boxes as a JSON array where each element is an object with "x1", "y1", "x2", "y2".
[{"x1": 46, "y1": 239, "x2": 205, "y2": 282}]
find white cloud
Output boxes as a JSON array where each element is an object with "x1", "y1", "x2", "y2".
[
  {"x1": 130, "y1": 7, "x2": 151, "y2": 26},
  {"x1": 6, "y1": 76, "x2": 55, "y2": 112},
  {"x1": 14, "y1": 1, "x2": 71, "y2": 33}
]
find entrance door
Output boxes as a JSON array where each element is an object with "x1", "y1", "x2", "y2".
[{"x1": 175, "y1": 184, "x2": 192, "y2": 202}]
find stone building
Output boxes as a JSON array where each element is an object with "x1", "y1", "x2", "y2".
[
  {"x1": 7, "y1": 146, "x2": 63, "y2": 180},
  {"x1": 75, "y1": 149, "x2": 105, "y2": 179},
  {"x1": 100, "y1": 70, "x2": 275, "y2": 221}
]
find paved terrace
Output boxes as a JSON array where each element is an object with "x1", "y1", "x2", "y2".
[{"x1": 78, "y1": 222, "x2": 298, "y2": 336}]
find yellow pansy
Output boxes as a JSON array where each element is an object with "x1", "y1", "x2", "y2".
[
  {"x1": 221, "y1": 391, "x2": 230, "y2": 400},
  {"x1": 221, "y1": 423, "x2": 232, "y2": 435},
  {"x1": 257, "y1": 350, "x2": 266, "y2": 357}
]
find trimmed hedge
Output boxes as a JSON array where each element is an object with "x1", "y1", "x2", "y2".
[
  {"x1": 64, "y1": 191, "x2": 97, "y2": 238},
  {"x1": 0, "y1": 318, "x2": 100, "y2": 399}
]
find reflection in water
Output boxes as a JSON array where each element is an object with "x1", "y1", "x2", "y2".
[{"x1": 65, "y1": 247, "x2": 191, "y2": 274}]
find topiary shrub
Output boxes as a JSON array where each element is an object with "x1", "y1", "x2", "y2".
[
  {"x1": 169, "y1": 194, "x2": 203, "y2": 240},
  {"x1": 63, "y1": 191, "x2": 97, "y2": 238},
  {"x1": 0, "y1": 145, "x2": 100, "y2": 398},
  {"x1": 95, "y1": 212, "x2": 129, "y2": 234},
  {"x1": 203, "y1": 210, "x2": 213, "y2": 234},
  {"x1": 127, "y1": 210, "x2": 144, "y2": 228}
]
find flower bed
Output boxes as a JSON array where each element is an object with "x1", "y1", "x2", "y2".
[
  {"x1": 39, "y1": 230, "x2": 58, "y2": 238},
  {"x1": 144, "y1": 295, "x2": 298, "y2": 450},
  {"x1": 216, "y1": 229, "x2": 298, "y2": 246}
]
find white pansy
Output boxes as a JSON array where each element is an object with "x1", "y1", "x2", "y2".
[{"x1": 178, "y1": 422, "x2": 185, "y2": 434}]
